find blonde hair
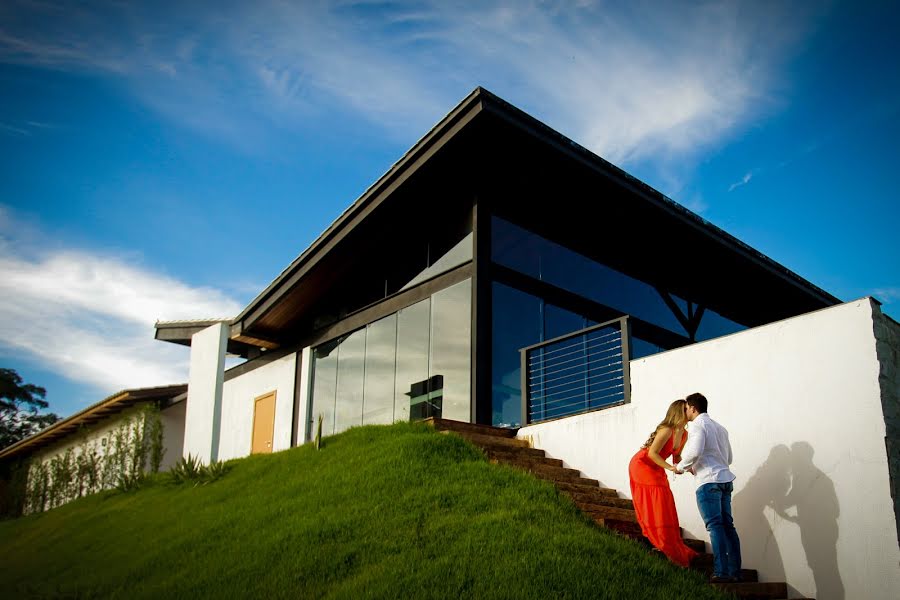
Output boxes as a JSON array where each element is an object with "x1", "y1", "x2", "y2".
[{"x1": 641, "y1": 399, "x2": 687, "y2": 449}]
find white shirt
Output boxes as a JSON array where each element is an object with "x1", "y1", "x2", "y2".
[{"x1": 676, "y1": 413, "x2": 735, "y2": 486}]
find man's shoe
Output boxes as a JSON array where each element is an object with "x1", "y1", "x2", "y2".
[{"x1": 709, "y1": 575, "x2": 738, "y2": 583}]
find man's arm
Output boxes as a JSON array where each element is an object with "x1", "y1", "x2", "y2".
[{"x1": 676, "y1": 421, "x2": 705, "y2": 472}]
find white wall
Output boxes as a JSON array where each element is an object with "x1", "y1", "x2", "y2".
[
  {"x1": 518, "y1": 299, "x2": 899, "y2": 600},
  {"x1": 159, "y1": 401, "x2": 185, "y2": 471},
  {"x1": 32, "y1": 405, "x2": 149, "y2": 468},
  {"x1": 295, "y1": 346, "x2": 313, "y2": 445},
  {"x1": 217, "y1": 352, "x2": 297, "y2": 461},
  {"x1": 183, "y1": 322, "x2": 228, "y2": 463},
  {"x1": 27, "y1": 404, "x2": 152, "y2": 511}
]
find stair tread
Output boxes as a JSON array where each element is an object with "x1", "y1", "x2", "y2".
[
  {"x1": 709, "y1": 581, "x2": 787, "y2": 599},
  {"x1": 553, "y1": 481, "x2": 619, "y2": 497},
  {"x1": 440, "y1": 430, "x2": 530, "y2": 448},
  {"x1": 487, "y1": 452, "x2": 564, "y2": 468},
  {"x1": 469, "y1": 429, "x2": 783, "y2": 600},
  {"x1": 426, "y1": 417, "x2": 518, "y2": 438}
]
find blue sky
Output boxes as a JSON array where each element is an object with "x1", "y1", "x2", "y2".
[{"x1": 1, "y1": 0, "x2": 898, "y2": 418}]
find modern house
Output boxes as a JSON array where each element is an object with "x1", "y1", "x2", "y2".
[{"x1": 4, "y1": 88, "x2": 898, "y2": 599}]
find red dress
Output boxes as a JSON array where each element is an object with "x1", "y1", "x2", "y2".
[{"x1": 628, "y1": 432, "x2": 698, "y2": 567}]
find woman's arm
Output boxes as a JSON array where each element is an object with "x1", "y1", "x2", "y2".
[
  {"x1": 672, "y1": 430, "x2": 686, "y2": 464},
  {"x1": 647, "y1": 426, "x2": 677, "y2": 471}
]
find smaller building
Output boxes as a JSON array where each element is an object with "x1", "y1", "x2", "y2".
[{"x1": 0, "y1": 384, "x2": 186, "y2": 513}]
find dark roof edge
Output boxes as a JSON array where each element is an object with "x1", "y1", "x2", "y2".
[
  {"x1": 233, "y1": 85, "x2": 838, "y2": 334},
  {"x1": 231, "y1": 86, "x2": 489, "y2": 333},
  {"x1": 476, "y1": 89, "x2": 840, "y2": 307},
  {"x1": 0, "y1": 383, "x2": 188, "y2": 461}
]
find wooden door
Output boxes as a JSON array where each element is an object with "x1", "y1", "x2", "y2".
[{"x1": 251, "y1": 392, "x2": 276, "y2": 454}]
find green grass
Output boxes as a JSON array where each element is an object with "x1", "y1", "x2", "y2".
[{"x1": 0, "y1": 422, "x2": 729, "y2": 599}]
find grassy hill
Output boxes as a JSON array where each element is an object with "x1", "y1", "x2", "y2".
[{"x1": 0, "y1": 422, "x2": 728, "y2": 599}]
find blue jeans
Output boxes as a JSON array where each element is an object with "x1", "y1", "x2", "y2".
[{"x1": 696, "y1": 481, "x2": 742, "y2": 578}]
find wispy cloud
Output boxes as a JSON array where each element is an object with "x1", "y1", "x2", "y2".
[
  {"x1": 873, "y1": 287, "x2": 900, "y2": 303},
  {"x1": 0, "y1": 206, "x2": 242, "y2": 395},
  {"x1": 0, "y1": 122, "x2": 30, "y2": 136},
  {"x1": 728, "y1": 171, "x2": 755, "y2": 192},
  {"x1": 0, "y1": 1, "x2": 823, "y2": 170}
]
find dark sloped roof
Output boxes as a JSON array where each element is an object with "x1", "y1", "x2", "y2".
[{"x1": 218, "y1": 86, "x2": 838, "y2": 345}]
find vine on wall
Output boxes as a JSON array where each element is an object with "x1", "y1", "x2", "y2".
[{"x1": 24, "y1": 404, "x2": 166, "y2": 513}]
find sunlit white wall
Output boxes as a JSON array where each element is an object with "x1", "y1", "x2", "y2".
[
  {"x1": 217, "y1": 352, "x2": 297, "y2": 461},
  {"x1": 519, "y1": 298, "x2": 899, "y2": 600}
]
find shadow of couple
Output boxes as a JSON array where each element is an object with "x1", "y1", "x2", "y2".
[{"x1": 732, "y1": 441, "x2": 844, "y2": 600}]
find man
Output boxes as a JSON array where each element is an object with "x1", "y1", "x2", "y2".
[{"x1": 675, "y1": 392, "x2": 742, "y2": 583}]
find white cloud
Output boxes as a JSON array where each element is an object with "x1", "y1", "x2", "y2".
[
  {"x1": 728, "y1": 171, "x2": 755, "y2": 192},
  {"x1": 0, "y1": 1, "x2": 822, "y2": 169},
  {"x1": 0, "y1": 208, "x2": 242, "y2": 393}
]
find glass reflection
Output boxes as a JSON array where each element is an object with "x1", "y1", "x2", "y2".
[
  {"x1": 395, "y1": 299, "x2": 430, "y2": 423},
  {"x1": 311, "y1": 338, "x2": 340, "y2": 437},
  {"x1": 309, "y1": 279, "x2": 473, "y2": 438},
  {"x1": 430, "y1": 279, "x2": 471, "y2": 421},
  {"x1": 334, "y1": 328, "x2": 365, "y2": 432},
  {"x1": 401, "y1": 232, "x2": 473, "y2": 291},
  {"x1": 492, "y1": 216, "x2": 684, "y2": 334},
  {"x1": 363, "y1": 314, "x2": 397, "y2": 425},
  {"x1": 491, "y1": 283, "x2": 541, "y2": 427}
]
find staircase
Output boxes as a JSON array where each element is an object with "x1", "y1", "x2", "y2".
[{"x1": 427, "y1": 418, "x2": 813, "y2": 600}]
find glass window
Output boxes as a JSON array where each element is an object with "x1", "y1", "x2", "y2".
[
  {"x1": 311, "y1": 338, "x2": 340, "y2": 437},
  {"x1": 334, "y1": 328, "x2": 366, "y2": 432},
  {"x1": 430, "y1": 279, "x2": 472, "y2": 422},
  {"x1": 363, "y1": 314, "x2": 397, "y2": 425},
  {"x1": 695, "y1": 308, "x2": 745, "y2": 341},
  {"x1": 491, "y1": 283, "x2": 541, "y2": 427},
  {"x1": 400, "y1": 232, "x2": 473, "y2": 291},
  {"x1": 395, "y1": 299, "x2": 431, "y2": 423},
  {"x1": 491, "y1": 216, "x2": 685, "y2": 335}
]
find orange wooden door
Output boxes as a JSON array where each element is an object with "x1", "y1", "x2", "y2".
[{"x1": 251, "y1": 392, "x2": 276, "y2": 454}]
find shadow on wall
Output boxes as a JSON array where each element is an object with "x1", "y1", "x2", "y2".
[
  {"x1": 736, "y1": 442, "x2": 844, "y2": 600},
  {"x1": 733, "y1": 445, "x2": 789, "y2": 584}
]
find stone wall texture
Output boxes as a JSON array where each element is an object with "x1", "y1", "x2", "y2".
[{"x1": 873, "y1": 300, "x2": 900, "y2": 548}]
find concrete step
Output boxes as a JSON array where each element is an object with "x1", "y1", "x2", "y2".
[
  {"x1": 426, "y1": 417, "x2": 518, "y2": 438},
  {"x1": 709, "y1": 581, "x2": 787, "y2": 599},
  {"x1": 592, "y1": 518, "x2": 705, "y2": 554}
]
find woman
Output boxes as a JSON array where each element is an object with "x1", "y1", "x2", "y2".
[{"x1": 628, "y1": 399, "x2": 698, "y2": 567}]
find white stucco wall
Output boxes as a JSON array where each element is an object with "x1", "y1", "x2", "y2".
[
  {"x1": 159, "y1": 400, "x2": 186, "y2": 471},
  {"x1": 518, "y1": 299, "x2": 899, "y2": 600},
  {"x1": 217, "y1": 352, "x2": 297, "y2": 461},
  {"x1": 27, "y1": 404, "x2": 158, "y2": 511},
  {"x1": 183, "y1": 322, "x2": 228, "y2": 462},
  {"x1": 295, "y1": 346, "x2": 313, "y2": 445},
  {"x1": 32, "y1": 405, "x2": 149, "y2": 468}
]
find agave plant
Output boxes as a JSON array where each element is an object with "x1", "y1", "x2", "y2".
[{"x1": 170, "y1": 454, "x2": 203, "y2": 484}]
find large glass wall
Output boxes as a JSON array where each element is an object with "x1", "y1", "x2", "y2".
[
  {"x1": 490, "y1": 216, "x2": 746, "y2": 427},
  {"x1": 491, "y1": 216, "x2": 744, "y2": 341},
  {"x1": 492, "y1": 282, "x2": 621, "y2": 427},
  {"x1": 310, "y1": 279, "x2": 471, "y2": 438}
]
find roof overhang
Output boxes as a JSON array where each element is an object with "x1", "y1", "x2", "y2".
[
  {"x1": 223, "y1": 87, "x2": 840, "y2": 343},
  {"x1": 154, "y1": 319, "x2": 277, "y2": 357},
  {"x1": 0, "y1": 384, "x2": 188, "y2": 462}
]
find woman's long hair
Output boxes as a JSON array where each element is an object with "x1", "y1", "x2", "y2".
[{"x1": 641, "y1": 399, "x2": 687, "y2": 449}]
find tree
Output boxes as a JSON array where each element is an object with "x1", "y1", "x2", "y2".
[{"x1": 0, "y1": 369, "x2": 59, "y2": 450}]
